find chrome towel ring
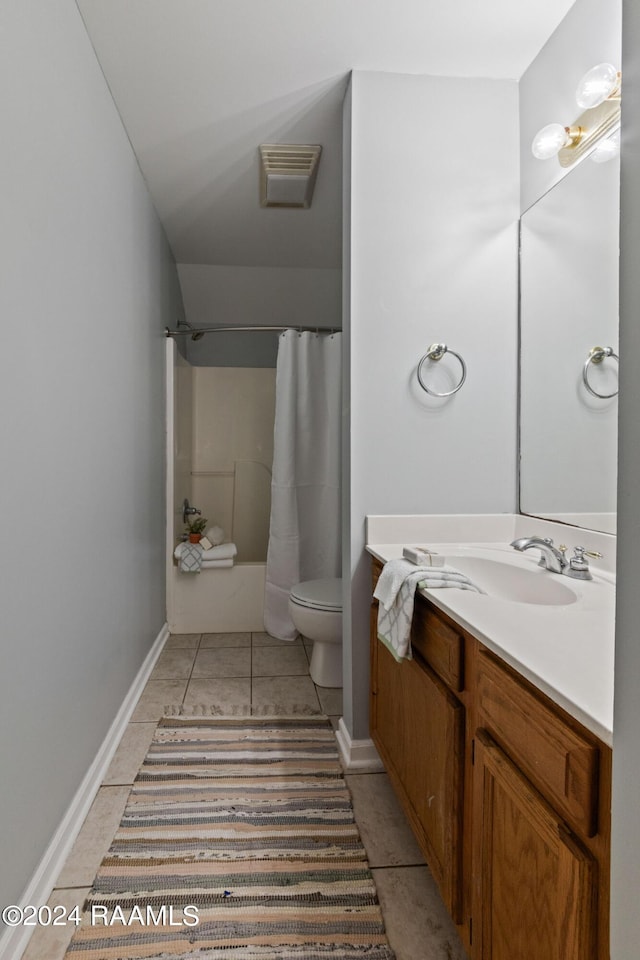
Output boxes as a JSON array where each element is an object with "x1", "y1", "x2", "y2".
[
  {"x1": 582, "y1": 346, "x2": 619, "y2": 399},
  {"x1": 417, "y1": 343, "x2": 467, "y2": 397}
]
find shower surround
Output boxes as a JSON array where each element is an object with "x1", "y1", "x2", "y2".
[{"x1": 166, "y1": 343, "x2": 275, "y2": 633}]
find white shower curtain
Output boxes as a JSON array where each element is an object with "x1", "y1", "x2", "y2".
[{"x1": 264, "y1": 330, "x2": 342, "y2": 640}]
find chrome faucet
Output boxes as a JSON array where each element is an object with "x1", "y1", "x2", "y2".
[{"x1": 510, "y1": 537, "x2": 568, "y2": 575}]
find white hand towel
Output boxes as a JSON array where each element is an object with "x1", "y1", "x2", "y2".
[
  {"x1": 418, "y1": 573, "x2": 485, "y2": 593},
  {"x1": 374, "y1": 558, "x2": 484, "y2": 661},
  {"x1": 374, "y1": 559, "x2": 434, "y2": 610},
  {"x1": 202, "y1": 558, "x2": 234, "y2": 569},
  {"x1": 375, "y1": 567, "x2": 430, "y2": 661}
]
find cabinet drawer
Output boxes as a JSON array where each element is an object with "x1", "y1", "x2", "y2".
[
  {"x1": 411, "y1": 599, "x2": 464, "y2": 692},
  {"x1": 477, "y1": 651, "x2": 599, "y2": 837}
]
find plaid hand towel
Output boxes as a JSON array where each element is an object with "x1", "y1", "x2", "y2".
[
  {"x1": 179, "y1": 542, "x2": 203, "y2": 573},
  {"x1": 374, "y1": 558, "x2": 483, "y2": 660}
]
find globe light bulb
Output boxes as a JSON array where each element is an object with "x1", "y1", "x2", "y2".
[
  {"x1": 531, "y1": 123, "x2": 569, "y2": 160},
  {"x1": 576, "y1": 63, "x2": 619, "y2": 110},
  {"x1": 591, "y1": 129, "x2": 621, "y2": 163}
]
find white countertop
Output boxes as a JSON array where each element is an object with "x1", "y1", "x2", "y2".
[{"x1": 367, "y1": 540, "x2": 615, "y2": 745}]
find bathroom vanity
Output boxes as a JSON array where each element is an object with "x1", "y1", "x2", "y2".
[{"x1": 367, "y1": 534, "x2": 614, "y2": 960}]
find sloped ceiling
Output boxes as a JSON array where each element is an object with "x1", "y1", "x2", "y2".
[{"x1": 76, "y1": 0, "x2": 575, "y2": 270}]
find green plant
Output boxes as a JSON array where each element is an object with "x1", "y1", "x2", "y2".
[{"x1": 185, "y1": 515, "x2": 208, "y2": 535}]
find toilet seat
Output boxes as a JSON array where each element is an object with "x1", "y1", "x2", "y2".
[{"x1": 290, "y1": 578, "x2": 342, "y2": 613}]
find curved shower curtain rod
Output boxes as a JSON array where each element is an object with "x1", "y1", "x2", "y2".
[{"x1": 165, "y1": 323, "x2": 340, "y2": 341}]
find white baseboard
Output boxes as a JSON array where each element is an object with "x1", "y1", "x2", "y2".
[
  {"x1": 0, "y1": 623, "x2": 169, "y2": 960},
  {"x1": 336, "y1": 717, "x2": 384, "y2": 772}
]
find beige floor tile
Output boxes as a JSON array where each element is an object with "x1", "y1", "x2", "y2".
[
  {"x1": 252, "y1": 644, "x2": 310, "y2": 677},
  {"x1": 129, "y1": 680, "x2": 187, "y2": 721},
  {"x1": 251, "y1": 675, "x2": 321, "y2": 715},
  {"x1": 165, "y1": 633, "x2": 200, "y2": 649},
  {"x1": 373, "y1": 866, "x2": 466, "y2": 960},
  {"x1": 21, "y1": 887, "x2": 91, "y2": 960},
  {"x1": 183, "y1": 678, "x2": 251, "y2": 714},
  {"x1": 201, "y1": 632, "x2": 251, "y2": 648},
  {"x1": 252, "y1": 632, "x2": 303, "y2": 647},
  {"x1": 55, "y1": 787, "x2": 130, "y2": 888},
  {"x1": 316, "y1": 685, "x2": 343, "y2": 715},
  {"x1": 149, "y1": 648, "x2": 196, "y2": 680},
  {"x1": 347, "y1": 773, "x2": 425, "y2": 868},
  {"x1": 191, "y1": 647, "x2": 251, "y2": 678},
  {"x1": 102, "y1": 722, "x2": 156, "y2": 785}
]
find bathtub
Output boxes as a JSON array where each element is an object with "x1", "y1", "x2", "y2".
[{"x1": 167, "y1": 561, "x2": 266, "y2": 634}]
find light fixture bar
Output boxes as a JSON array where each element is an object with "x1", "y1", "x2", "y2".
[
  {"x1": 531, "y1": 62, "x2": 621, "y2": 166},
  {"x1": 558, "y1": 97, "x2": 621, "y2": 167}
]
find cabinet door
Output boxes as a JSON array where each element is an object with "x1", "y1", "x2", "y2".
[
  {"x1": 472, "y1": 730, "x2": 596, "y2": 960},
  {"x1": 371, "y1": 638, "x2": 464, "y2": 920}
]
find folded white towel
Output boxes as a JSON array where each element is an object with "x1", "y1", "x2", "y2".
[
  {"x1": 202, "y1": 558, "x2": 234, "y2": 569},
  {"x1": 201, "y1": 541, "x2": 236, "y2": 561},
  {"x1": 374, "y1": 558, "x2": 483, "y2": 661},
  {"x1": 174, "y1": 541, "x2": 237, "y2": 562}
]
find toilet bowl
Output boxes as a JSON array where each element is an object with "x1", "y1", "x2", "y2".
[{"x1": 288, "y1": 578, "x2": 342, "y2": 688}]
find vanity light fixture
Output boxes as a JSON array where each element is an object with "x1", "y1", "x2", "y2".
[
  {"x1": 590, "y1": 129, "x2": 621, "y2": 164},
  {"x1": 531, "y1": 62, "x2": 621, "y2": 167}
]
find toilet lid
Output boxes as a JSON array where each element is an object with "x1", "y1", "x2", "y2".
[{"x1": 290, "y1": 578, "x2": 342, "y2": 612}]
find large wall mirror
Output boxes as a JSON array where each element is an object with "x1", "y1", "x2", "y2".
[{"x1": 519, "y1": 155, "x2": 620, "y2": 535}]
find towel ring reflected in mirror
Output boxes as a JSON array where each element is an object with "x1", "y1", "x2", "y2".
[
  {"x1": 417, "y1": 343, "x2": 467, "y2": 397},
  {"x1": 582, "y1": 345, "x2": 619, "y2": 399}
]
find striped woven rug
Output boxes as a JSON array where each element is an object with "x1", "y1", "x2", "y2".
[{"x1": 65, "y1": 716, "x2": 395, "y2": 959}]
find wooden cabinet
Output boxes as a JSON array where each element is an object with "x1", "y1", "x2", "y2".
[
  {"x1": 472, "y1": 730, "x2": 596, "y2": 960},
  {"x1": 371, "y1": 637, "x2": 465, "y2": 919},
  {"x1": 370, "y1": 557, "x2": 611, "y2": 960},
  {"x1": 370, "y1": 563, "x2": 467, "y2": 921}
]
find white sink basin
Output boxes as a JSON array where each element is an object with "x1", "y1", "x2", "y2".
[{"x1": 442, "y1": 555, "x2": 578, "y2": 606}]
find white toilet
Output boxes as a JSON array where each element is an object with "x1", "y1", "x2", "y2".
[{"x1": 288, "y1": 578, "x2": 342, "y2": 688}]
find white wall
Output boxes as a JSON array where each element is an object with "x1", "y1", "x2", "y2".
[
  {"x1": 611, "y1": 2, "x2": 640, "y2": 953},
  {"x1": 344, "y1": 71, "x2": 519, "y2": 739},
  {"x1": 0, "y1": 0, "x2": 183, "y2": 916},
  {"x1": 520, "y1": 0, "x2": 622, "y2": 214},
  {"x1": 178, "y1": 264, "x2": 341, "y2": 366}
]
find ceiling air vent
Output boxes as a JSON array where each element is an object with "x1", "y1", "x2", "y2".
[{"x1": 259, "y1": 144, "x2": 322, "y2": 209}]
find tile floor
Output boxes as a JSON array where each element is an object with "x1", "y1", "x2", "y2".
[{"x1": 21, "y1": 631, "x2": 466, "y2": 960}]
